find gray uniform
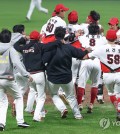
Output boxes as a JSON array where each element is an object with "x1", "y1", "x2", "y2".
[{"x1": 0, "y1": 42, "x2": 29, "y2": 126}]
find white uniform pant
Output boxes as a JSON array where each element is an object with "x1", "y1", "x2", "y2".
[
  {"x1": 71, "y1": 58, "x2": 81, "y2": 84},
  {"x1": 30, "y1": 72, "x2": 46, "y2": 120},
  {"x1": 14, "y1": 72, "x2": 29, "y2": 95},
  {"x1": 103, "y1": 72, "x2": 120, "y2": 98},
  {"x1": 26, "y1": 0, "x2": 48, "y2": 19},
  {"x1": 0, "y1": 79, "x2": 24, "y2": 126},
  {"x1": 25, "y1": 87, "x2": 37, "y2": 112},
  {"x1": 48, "y1": 81, "x2": 81, "y2": 117},
  {"x1": 77, "y1": 59, "x2": 101, "y2": 88}
]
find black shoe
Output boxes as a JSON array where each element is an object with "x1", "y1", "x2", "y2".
[
  {"x1": 26, "y1": 17, "x2": 30, "y2": 21},
  {"x1": 116, "y1": 112, "x2": 120, "y2": 121},
  {"x1": 61, "y1": 109, "x2": 68, "y2": 119},
  {"x1": 87, "y1": 104, "x2": 93, "y2": 114},
  {"x1": 18, "y1": 122, "x2": 30, "y2": 128},
  {"x1": 0, "y1": 124, "x2": 5, "y2": 131},
  {"x1": 97, "y1": 99, "x2": 104, "y2": 104}
]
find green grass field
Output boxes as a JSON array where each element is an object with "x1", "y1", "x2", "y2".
[
  {"x1": 3, "y1": 104, "x2": 120, "y2": 134},
  {"x1": 0, "y1": 0, "x2": 120, "y2": 34},
  {"x1": 1, "y1": 0, "x2": 120, "y2": 133}
]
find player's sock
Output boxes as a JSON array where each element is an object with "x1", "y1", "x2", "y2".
[
  {"x1": 117, "y1": 98, "x2": 120, "y2": 113},
  {"x1": 76, "y1": 87, "x2": 84, "y2": 105},
  {"x1": 110, "y1": 95, "x2": 117, "y2": 109},
  {"x1": 90, "y1": 87, "x2": 98, "y2": 104}
]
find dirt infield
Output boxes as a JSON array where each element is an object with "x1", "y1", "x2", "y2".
[{"x1": 7, "y1": 84, "x2": 110, "y2": 106}]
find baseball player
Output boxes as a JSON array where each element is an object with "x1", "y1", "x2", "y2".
[
  {"x1": 108, "y1": 17, "x2": 120, "y2": 45},
  {"x1": 77, "y1": 23, "x2": 107, "y2": 113},
  {"x1": 83, "y1": 29, "x2": 120, "y2": 121},
  {"x1": 80, "y1": 10, "x2": 104, "y2": 35},
  {"x1": 0, "y1": 29, "x2": 33, "y2": 131},
  {"x1": 41, "y1": 3, "x2": 69, "y2": 44},
  {"x1": 66, "y1": 10, "x2": 85, "y2": 101},
  {"x1": 11, "y1": 24, "x2": 30, "y2": 116},
  {"x1": 26, "y1": 0, "x2": 48, "y2": 21},
  {"x1": 14, "y1": 30, "x2": 62, "y2": 122},
  {"x1": 108, "y1": 17, "x2": 119, "y2": 31},
  {"x1": 42, "y1": 26, "x2": 91, "y2": 119},
  {"x1": 79, "y1": 11, "x2": 105, "y2": 104},
  {"x1": 40, "y1": 4, "x2": 70, "y2": 105}
]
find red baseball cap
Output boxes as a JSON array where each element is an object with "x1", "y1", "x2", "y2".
[
  {"x1": 68, "y1": 10, "x2": 78, "y2": 22},
  {"x1": 30, "y1": 30, "x2": 41, "y2": 40},
  {"x1": 108, "y1": 17, "x2": 119, "y2": 25},
  {"x1": 54, "y1": 4, "x2": 69, "y2": 13},
  {"x1": 106, "y1": 29, "x2": 117, "y2": 40}
]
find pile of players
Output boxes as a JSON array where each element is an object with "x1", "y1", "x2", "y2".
[{"x1": 0, "y1": 3, "x2": 120, "y2": 131}]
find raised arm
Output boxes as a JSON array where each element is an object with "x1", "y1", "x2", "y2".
[{"x1": 14, "y1": 37, "x2": 26, "y2": 53}]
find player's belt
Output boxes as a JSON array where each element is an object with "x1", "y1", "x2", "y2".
[{"x1": 30, "y1": 70, "x2": 44, "y2": 74}]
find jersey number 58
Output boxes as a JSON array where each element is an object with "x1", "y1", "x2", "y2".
[{"x1": 107, "y1": 54, "x2": 120, "y2": 64}]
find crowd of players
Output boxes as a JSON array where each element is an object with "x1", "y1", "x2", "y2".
[{"x1": 0, "y1": 3, "x2": 120, "y2": 131}]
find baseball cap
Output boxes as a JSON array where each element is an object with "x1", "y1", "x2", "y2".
[
  {"x1": 108, "y1": 17, "x2": 119, "y2": 25},
  {"x1": 106, "y1": 29, "x2": 117, "y2": 40},
  {"x1": 68, "y1": 10, "x2": 78, "y2": 22},
  {"x1": 54, "y1": 4, "x2": 69, "y2": 13},
  {"x1": 29, "y1": 30, "x2": 41, "y2": 40}
]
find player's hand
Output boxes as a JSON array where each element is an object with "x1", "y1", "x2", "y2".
[
  {"x1": 24, "y1": 35, "x2": 30, "y2": 40},
  {"x1": 85, "y1": 47, "x2": 92, "y2": 53},
  {"x1": 75, "y1": 30, "x2": 81, "y2": 37},
  {"x1": 28, "y1": 76, "x2": 33, "y2": 82}
]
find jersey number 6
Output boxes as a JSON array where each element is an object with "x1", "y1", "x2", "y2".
[{"x1": 46, "y1": 22, "x2": 54, "y2": 33}]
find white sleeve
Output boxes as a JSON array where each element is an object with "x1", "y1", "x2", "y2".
[{"x1": 88, "y1": 47, "x2": 101, "y2": 59}]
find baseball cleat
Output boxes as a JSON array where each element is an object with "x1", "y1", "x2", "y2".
[
  {"x1": 26, "y1": 17, "x2": 30, "y2": 21},
  {"x1": 97, "y1": 99, "x2": 104, "y2": 104},
  {"x1": 25, "y1": 109, "x2": 34, "y2": 115},
  {"x1": 61, "y1": 109, "x2": 68, "y2": 119},
  {"x1": 87, "y1": 103, "x2": 93, "y2": 114},
  {"x1": 78, "y1": 104, "x2": 83, "y2": 111},
  {"x1": 116, "y1": 112, "x2": 120, "y2": 121},
  {"x1": 33, "y1": 117, "x2": 44, "y2": 122},
  {"x1": 18, "y1": 122, "x2": 30, "y2": 128},
  {"x1": 0, "y1": 124, "x2": 5, "y2": 131},
  {"x1": 75, "y1": 115, "x2": 83, "y2": 120},
  {"x1": 97, "y1": 95, "x2": 104, "y2": 104}
]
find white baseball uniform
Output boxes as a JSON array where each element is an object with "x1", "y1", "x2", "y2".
[
  {"x1": 44, "y1": 16, "x2": 66, "y2": 36},
  {"x1": 88, "y1": 43, "x2": 120, "y2": 97},
  {"x1": 77, "y1": 34, "x2": 107, "y2": 88},
  {"x1": 41, "y1": 16, "x2": 67, "y2": 44},
  {"x1": 26, "y1": 0, "x2": 48, "y2": 20},
  {"x1": 67, "y1": 23, "x2": 82, "y2": 84}
]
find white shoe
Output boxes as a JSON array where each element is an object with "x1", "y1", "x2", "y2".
[
  {"x1": 33, "y1": 117, "x2": 44, "y2": 122},
  {"x1": 18, "y1": 122, "x2": 30, "y2": 128},
  {"x1": 75, "y1": 115, "x2": 83, "y2": 120}
]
